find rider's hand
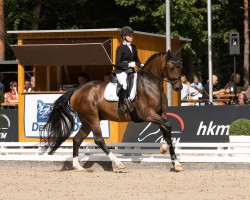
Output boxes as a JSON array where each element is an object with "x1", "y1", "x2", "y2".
[{"x1": 128, "y1": 62, "x2": 136, "y2": 68}]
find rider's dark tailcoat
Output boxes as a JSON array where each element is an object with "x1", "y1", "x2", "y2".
[{"x1": 114, "y1": 44, "x2": 141, "y2": 74}]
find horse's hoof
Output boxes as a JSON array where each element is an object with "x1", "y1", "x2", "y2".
[
  {"x1": 174, "y1": 164, "x2": 183, "y2": 172},
  {"x1": 73, "y1": 165, "x2": 85, "y2": 171},
  {"x1": 160, "y1": 144, "x2": 169, "y2": 154},
  {"x1": 116, "y1": 162, "x2": 126, "y2": 169},
  {"x1": 160, "y1": 146, "x2": 167, "y2": 154}
]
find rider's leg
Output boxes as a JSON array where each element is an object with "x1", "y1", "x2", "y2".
[
  {"x1": 116, "y1": 72, "x2": 128, "y2": 113},
  {"x1": 116, "y1": 72, "x2": 128, "y2": 90}
]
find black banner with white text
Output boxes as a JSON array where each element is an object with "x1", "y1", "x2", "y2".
[{"x1": 122, "y1": 105, "x2": 250, "y2": 143}]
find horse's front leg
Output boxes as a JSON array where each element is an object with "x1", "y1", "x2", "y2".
[
  {"x1": 72, "y1": 125, "x2": 91, "y2": 171},
  {"x1": 159, "y1": 120, "x2": 183, "y2": 172}
]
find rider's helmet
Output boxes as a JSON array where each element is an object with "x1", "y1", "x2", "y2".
[{"x1": 120, "y1": 26, "x2": 133, "y2": 37}]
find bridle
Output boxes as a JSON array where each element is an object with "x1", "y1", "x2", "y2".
[
  {"x1": 139, "y1": 53, "x2": 181, "y2": 84},
  {"x1": 164, "y1": 55, "x2": 182, "y2": 82}
]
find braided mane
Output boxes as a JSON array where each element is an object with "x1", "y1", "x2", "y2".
[{"x1": 144, "y1": 52, "x2": 166, "y2": 66}]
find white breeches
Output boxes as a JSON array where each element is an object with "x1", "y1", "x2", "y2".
[{"x1": 116, "y1": 72, "x2": 127, "y2": 90}]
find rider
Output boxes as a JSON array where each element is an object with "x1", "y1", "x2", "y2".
[{"x1": 114, "y1": 26, "x2": 144, "y2": 114}]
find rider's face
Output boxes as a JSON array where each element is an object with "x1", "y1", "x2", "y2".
[{"x1": 125, "y1": 34, "x2": 133, "y2": 42}]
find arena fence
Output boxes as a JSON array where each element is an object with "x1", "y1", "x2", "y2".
[{"x1": 0, "y1": 142, "x2": 250, "y2": 163}]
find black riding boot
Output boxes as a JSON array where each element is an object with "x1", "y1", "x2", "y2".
[
  {"x1": 123, "y1": 90, "x2": 134, "y2": 113},
  {"x1": 118, "y1": 88, "x2": 126, "y2": 114}
]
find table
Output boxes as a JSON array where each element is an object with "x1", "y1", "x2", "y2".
[
  {"x1": 1, "y1": 102, "x2": 18, "y2": 108},
  {"x1": 181, "y1": 98, "x2": 231, "y2": 106}
]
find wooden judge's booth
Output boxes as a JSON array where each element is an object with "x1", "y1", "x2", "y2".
[{"x1": 7, "y1": 28, "x2": 190, "y2": 142}]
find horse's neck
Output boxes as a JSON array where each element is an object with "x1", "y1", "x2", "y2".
[
  {"x1": 143, "y1": 60, "x2": 164, "y2": 79},
  {"x1": 139, "y1": 63, "x2": 163, "y2": 92}
]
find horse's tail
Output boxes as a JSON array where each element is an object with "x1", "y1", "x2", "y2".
[{"x1": 40, "y1": 88, "x2": 76, "y2": 154}]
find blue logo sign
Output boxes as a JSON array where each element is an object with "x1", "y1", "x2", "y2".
[{"x1": 36, "y1": 100, "x2": 53, "y2": 123}]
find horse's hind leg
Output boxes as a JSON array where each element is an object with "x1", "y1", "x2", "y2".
[
  {"x1": 159, "y1": 120, "x2": 183, "y2": 172},
  {"x1": 91, "y1": 121, "x2": 126, "y2": 169},
  {"x1": 72, "y1": 125, "x2": 91, "y2": 170}
]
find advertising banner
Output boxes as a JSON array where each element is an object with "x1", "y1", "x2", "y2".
[
  {"x1": 122, "y1": 106, "x2": 250, "y2": 143},
  {"x1": 24, "y1": 94, "x2": 110, "y2": 138},
  {"x1": 0, "y1": 109, "x2": 18, "y2": 142}
]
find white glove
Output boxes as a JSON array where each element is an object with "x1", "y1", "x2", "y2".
[{"x1": 128, "y1": 61, "x2": 136, "y2": 68}]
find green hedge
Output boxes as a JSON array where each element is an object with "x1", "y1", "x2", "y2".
[{"x1": 229, "y1": 118, "x2": 250, "y2": 136}]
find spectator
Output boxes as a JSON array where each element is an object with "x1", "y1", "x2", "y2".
[
  {"x1": 0, "y1": 73, "x2": 5, "y2": 92},
  {"x1": 181, "y1": 75, "x2": 199, "y2": 106},
  {"x1": 201, "y1": 75, "x2": 230, "y2": 104},
  {"x1": 181, "y1": 75, "x2": 188, "y2": 84},
  {"x1": 237, "y1": 92, "x2": 249, "y2": 105},
  {"x1": 224, "y1": 73, "x2": 241, "y2": 94},
  {"x1": 103, "y1": 72, "x2": 111, "y2": 83},
  {"x1": 78, "y1": 72, "x2": 89, "y2": 86},
  {"x1": 190, "y1": 75, "x2": 203, "y2": 93},
  {"x1": 245, "y1": 86, "x2": 250, "y2": 102},
  {"x1": 24, "y1": 79, "x2": 31, "y2": 92},
  {"x1": 0, "y1": 73, "x2": 5, "y2": 103},
  {"x1": 28, "y1": 76, "x2": 35, "y2": 92},
  {"x1": 6, "y1": 81, "x2": 18, "y2": 103}
]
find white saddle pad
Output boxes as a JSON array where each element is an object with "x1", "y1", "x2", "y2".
[{"x1": 104, "y1": 73, "x2": 137, "y2": 101}]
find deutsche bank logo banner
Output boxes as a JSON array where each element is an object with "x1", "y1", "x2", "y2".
[{"x1": 24, "y1": 94, "x2": 110, "y2": 138}]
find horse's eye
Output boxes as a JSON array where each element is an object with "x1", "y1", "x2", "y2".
[{"x1": 167, "y1": 61, "x2": 175, "y2": 69}]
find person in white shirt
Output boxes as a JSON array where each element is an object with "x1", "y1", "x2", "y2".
[{"x1": 190, "y1": 75, "x2": 203, "y2": 93}]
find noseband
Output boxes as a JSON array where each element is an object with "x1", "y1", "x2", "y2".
[{"x1": 165, "y1": 54, "x2": 181, "y2": 82}]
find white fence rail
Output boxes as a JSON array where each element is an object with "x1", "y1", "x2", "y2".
[{"x1": 0, "y1": 142, "x2": 250, "y2": 163}]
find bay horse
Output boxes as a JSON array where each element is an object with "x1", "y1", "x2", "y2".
[{"x1": 40, "y1": 50, "x2": 183, "y2": 171}]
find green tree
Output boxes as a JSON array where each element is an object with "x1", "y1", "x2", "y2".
[
  {"x1": 2, "y1": 0, "x2": 247, "y2": 87},
  {"x1": 115, "y1": 0, "x2": 245, "y2": 87}
]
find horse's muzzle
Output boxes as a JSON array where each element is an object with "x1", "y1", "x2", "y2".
[{"x1": 171, "y1": 81, "x2": 183, "y2": 92}]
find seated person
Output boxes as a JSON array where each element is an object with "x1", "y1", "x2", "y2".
[
  {"x1": 103, "y1": 72, "x2": 111, "y2": 83},
  {"x1": 224, "y1": 73, "x2": 241, "y2": 94},
  {"x1": 24, "y1": 79, "x2": 31, "y2": 92},
  {"x1": 246, "y1": 86, "x2": 250, "y2": 101},
  {"x1": 201, "y1": 75, "x2": 230, "y2": 105},
  {"x1": 237, "y1": 92, "x2": 249, "y2": 105},
  {"x1": 0, "y1": 73, "x2": 5, "y2": 103},
  {"x1": 190, "y1": 75, "x2": 203, "y2": 93},
  {"x1": 78, "y1": 72, "x2": 89, "y2": 86},
  {"x1": 181, "y1": 83, "x2": 200, "y2": 106},
  {"x1": 27, "y1": 76, "x2": 35, "y2": 92},
  {"x1": 6, "y1": 81, "x2": 18, "y2": 103}
]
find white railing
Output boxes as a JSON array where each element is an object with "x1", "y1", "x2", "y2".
[{"x1": 0, "y1": 142, "x2": 250, "y2": 163}]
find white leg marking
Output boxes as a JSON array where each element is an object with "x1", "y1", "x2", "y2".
[
  {"x1": 108, "y1": 152, "x2": 126, "y2": 169},
  {"x1": 73, "y1": 156, "x2": 84, "y2": 171},
  {"x1": 172, "y1": 159, "x2": 183, "y2": 171}
]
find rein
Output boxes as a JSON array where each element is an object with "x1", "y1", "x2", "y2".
[{"x1": 138, "y1": 68, "x2": 168, "y2": 83}]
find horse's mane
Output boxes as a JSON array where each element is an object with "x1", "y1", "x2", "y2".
[{"x1": 144, "y1": 52, "x2": 166, "y2": 66}]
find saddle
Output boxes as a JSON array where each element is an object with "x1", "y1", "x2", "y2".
[
  {"x1": 110, "y1": 72, "x2": 135, "y2": 99},
  {"x1": 107, "y1": 72, "x2": 135, "y2": 114},
  {"x1": 104, "y1": 73, "x2": 137, "y2": 102}
]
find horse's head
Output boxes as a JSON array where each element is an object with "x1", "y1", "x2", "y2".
[{"x1": 164, "y1": 50, "x2": 183, "y2": 92}]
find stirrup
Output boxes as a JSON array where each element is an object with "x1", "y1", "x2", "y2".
[
  {"x1": 118, "y1": 106, "x2": 126, "y2": 114},
  {"x1": 124, "y1": 97, "x2": 134, "y2": 113}
]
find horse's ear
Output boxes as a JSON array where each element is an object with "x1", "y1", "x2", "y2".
[
  {"x1": 167, "y1": 49, "x2": 172, "y2": 61},
  {"x1": 175, "y1": 46, "x2": 182, "y2": 59}
]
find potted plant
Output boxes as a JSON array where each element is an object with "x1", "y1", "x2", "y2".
[{"x1": 229, "y1": 118, "x2": 250, "y2": 157}]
